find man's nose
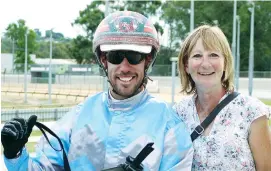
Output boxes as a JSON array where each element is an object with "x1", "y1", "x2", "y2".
[{"x1": 119, "y1": 58, "x2": 131, "y2": 72}]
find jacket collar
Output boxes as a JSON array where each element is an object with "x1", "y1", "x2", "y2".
[{"x1": 107, "y1": 88, "x2": 148, "y2": 112}]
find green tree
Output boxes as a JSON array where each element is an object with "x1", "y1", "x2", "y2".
[
  {"x1": 35, "y1": 41, "x2": 71, "y2": 59},
  {"x1": 120, "y1": 0, "x2": 164, "y2": 34},
  {"x1": 35, "y1": 41, "x2": 49, "y2": 58},
  {"x1": 246, "y1": 1, "x2": 271, "y2": 71},
  {"x1": 68, "y1": 35, "x2": 93, "y2": 64},
  {"x1": 158, "y1": 1, "x2": 190, "y2": 65},
  {"x1": 73, "y1": 1, "x2": 104, "y2": 39},
  {"x1": 161, "y1": 1, "x2": 190, "y2": 45},
  {"x1": 34, "y1": 29, "x2": 42, "y2": 40},
  {"x1": 160, "y1": 1, "x2": 271, "y2": 71},
  {"x1": 5, "y1": 19, "x2": 36, "y2": 72},
  {"x1": 192, "y1": 1, "x2": 271, "y2": 71},
  {"x1": 53, "y1": 42, "x2": 71, "y2": 59},
  {"x1": 1, "y1": 37, "x2": 13, "y2": 53},
  {"x1": 45, "y1": 30, "x2": 65, "y2": 41},
  {"x1": 70, "y1": 1, "x2": 104, "y2": 64},
  {"x1": 155, "y1": 45, "x2": 178, "y2": 65}
]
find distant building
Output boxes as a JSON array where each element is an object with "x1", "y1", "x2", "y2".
[
  {"x1": 1, "y1": 53, "x2": 101, "y2": 76},
  {"x1": 34, "y1": 58, "x2": 76, "y2": 65},
  {"x1": 1, "y1": 53, "x2": 76, "y2": 73},
  {"x1": 1, "y1": 53, "x2": 14, "y2": 73},
  {"x1": 1, "y1": 53, "x2": 36, "y2": 73}
]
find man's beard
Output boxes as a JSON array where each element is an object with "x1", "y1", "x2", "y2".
[{"x1": 111, "y1": 77, "x2": 143, "y2": 98}]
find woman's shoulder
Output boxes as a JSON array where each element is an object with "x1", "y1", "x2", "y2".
[
  {"x1": 234, "y1": 93, "x2": 270, "y2": 122},
  {"x1": 235, "y1": 93, "x2": 267, "y2": 109}
]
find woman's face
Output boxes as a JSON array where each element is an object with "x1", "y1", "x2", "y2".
[{"x1": 185, "y1": 38, "x2": 225, "y2": 91}]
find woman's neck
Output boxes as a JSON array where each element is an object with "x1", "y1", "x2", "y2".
[{"x1": 196, "y1": 86, "x2": 226, "y2": 115}]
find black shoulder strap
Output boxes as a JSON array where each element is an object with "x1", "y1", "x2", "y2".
[{"x1": 191, "y1": 91, "x2": 239, "y2": 142}]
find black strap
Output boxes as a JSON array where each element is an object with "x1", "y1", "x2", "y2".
[
  {"x1": 33, "y1": 122, "x2": 153, "y2": 171},
  {"x1": 191, "y1": 92, "x2": 239, "y2": 142},
  {"x1": 102, "y1": 142, "x2": 154, "y2": 171},
  {"x1": 34, "y1": 122, "x2": 71, "y2": 171},
  {"x1": 131, "y1": 142, "x2": 154, "y2": 168}
]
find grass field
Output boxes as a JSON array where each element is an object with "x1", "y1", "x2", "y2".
[
  {"x1": 26, "y1": 142, "x2": 37, "y2": 153},
  {"x1": 1, "y1": 142, "x2": 40, "y2": 154},
  {"x1": 261, "y1": 99, "x2": 271, "y2": 106},
  {"x1": 31, "y1": 130, "x2": 42, "y2": 137}
]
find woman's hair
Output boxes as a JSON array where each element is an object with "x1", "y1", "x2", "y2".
[{"x1": 178, "y1": 25, "x2": 234, "y2": 94}]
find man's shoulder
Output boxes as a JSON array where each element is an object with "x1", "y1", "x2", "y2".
[
  {"x1": 145, "y1": 94, "x2": 180, "y2": 118},
  {"x1": 73, "y1": 92, "x2": 106, "y2": 112}
]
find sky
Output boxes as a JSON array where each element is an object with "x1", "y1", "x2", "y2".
[
  {"x1": 0, "y1": 0, "x2": 169, "y2": 45},
  {"x1": 1, "y1": 0, "x2": 92, "y2": 38}
]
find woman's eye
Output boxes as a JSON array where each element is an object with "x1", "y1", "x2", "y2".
[
  {"x1": 210, "y1": 53, "x2": 219, "y2": 57},
  {"x1": 192, "y1": 54, "x2": 201, "y2": 58}
]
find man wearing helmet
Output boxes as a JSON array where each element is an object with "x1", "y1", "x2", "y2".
[
  {"x1": 93, "y1": 10, "x2": 160, "y2": 98},
  {"x1": 1, "y1": 11, "x2": 193, "y2": 171}
]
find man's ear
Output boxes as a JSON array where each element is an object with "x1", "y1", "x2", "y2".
[
  {"x1": 100, "y1": 55, "x2": 108, "y2": 69},
  {"x1": 145, "y1": 54, "x2": 152, "y2": 67}
]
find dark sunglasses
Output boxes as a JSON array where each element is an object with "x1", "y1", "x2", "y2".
[{"x1": 105, "y1": 51, "x2": 147, "y2": 65}]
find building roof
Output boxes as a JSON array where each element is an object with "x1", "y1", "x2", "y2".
[{"x1": 34, "y1": 58, "x2": 76, "y2": 64}]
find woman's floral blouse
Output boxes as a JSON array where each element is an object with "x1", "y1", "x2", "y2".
[{"x1": 173, "y1": 92, "x2": 271, "y2": 171}]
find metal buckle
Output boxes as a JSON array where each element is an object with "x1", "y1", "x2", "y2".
[{"x1": 195, "y1": 125, "x2": 204, "y2": 135}]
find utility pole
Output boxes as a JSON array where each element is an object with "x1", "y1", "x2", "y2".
[
  {"x1": 12, "y1": 38, "x2": 15, "y2": 73},
  {"x1": 190, "y1": 0, "x2": 194, "y2": 32},
  {"x1": 248, "y1": 2, "x2": 255, "y2": 96},
  {"x1": 232, "y1": 0, "x2": 237, "y2": 88},
  {"x1": 48, "y1": 29, "x2": 53, "y2": 104},
  {"x1": 236, "y1": 16, "x2": 241, "y2": 91},
  {"x1": 24, "y1": 30, "x2": 28, "y2": 103},
  {"x1": 170, "y1": 57, "x2": 178, "y2": 106},
  {"x1": 105, "y1": 0, "x2": 109, "y2": 16}
]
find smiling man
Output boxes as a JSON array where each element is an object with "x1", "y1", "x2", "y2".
[
  {"x1": 2, "y1": 11, "x2": 193, "y2": 171},
  {"x1": 101, "y1": 50, "x2": 150, "y2": 99}
]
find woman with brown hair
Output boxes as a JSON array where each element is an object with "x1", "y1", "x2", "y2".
[{"x1": 174, "y1": 24, "x2": 271, "y2": 170}]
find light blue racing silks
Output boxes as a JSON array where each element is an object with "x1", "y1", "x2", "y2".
[{"x1": 4, "y1": 89, "x2": 193, "y2": 171}]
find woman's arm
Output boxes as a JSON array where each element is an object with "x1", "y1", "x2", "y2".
[{"x1": 249, "y1": 115, "x2": 271, "y2": 171}]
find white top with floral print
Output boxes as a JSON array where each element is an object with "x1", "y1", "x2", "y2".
[{"x1": 173, "y1": 93, "x2": 271, "y2": 171}]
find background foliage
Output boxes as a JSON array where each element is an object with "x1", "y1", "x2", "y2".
[{"x1": 2, "y1": 0, "x2": 271, "y2": 72}]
